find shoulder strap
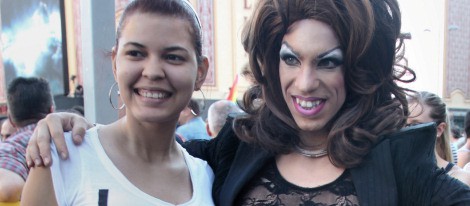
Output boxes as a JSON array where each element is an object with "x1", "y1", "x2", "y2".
[{"x1": 444, "y1": 162, "x2": 455, "y2": 173}]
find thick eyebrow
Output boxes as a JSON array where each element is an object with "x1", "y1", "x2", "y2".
[
  {"x1": 122, "y1": 42, "x2": 146, "y2": 49},
  {"x1": 281, "y1": 42, "x2": 341, "y2": 59},
  {"x1": 121, "y1": 42, "x2": 190, "y2": 54},
  {"x1": 162, "y1": 46, "x2": 190, "y2": 54},
  {"x1": 280, "y1": 42, "x2": 300, "y2": 58},
  {"x1": 317, "y1": 46, "x2": 342, "y2": 59}
]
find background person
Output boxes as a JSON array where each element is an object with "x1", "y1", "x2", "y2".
[
  {"x1": 450, "y1": 126, "x2": 464, "y2": 163},
  {"x1": 452, "y1": 126, "x2": 466, "y2": 149},
  {"x1": 0, "y1": 77, "x2": 54, "y2": 202},
  {"x1": 1, "y1": 119, "x2": 17, "y2": 142},
  {"x1": 407, "y1": 91, "x2": 470, "y2": 185},
  {"x1": 176, "y1": 99, "x2": 211, "y2": 140},
  {"x1": 458, "y1": 111, "x2": 470, "y2": 168},
  {"x1": 206, "y1": 99, "x2": 242, "y2": 137}
]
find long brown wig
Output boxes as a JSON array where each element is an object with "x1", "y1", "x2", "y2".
[{"x1": 235, "y1": 0, "x2": 415, "y2": 168}]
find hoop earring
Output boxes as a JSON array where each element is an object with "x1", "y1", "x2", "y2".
[{"x1": 108, "y1": 82, "x2": 125, "y2": 110}]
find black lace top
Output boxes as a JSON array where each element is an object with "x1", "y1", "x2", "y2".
[{"x1": 235, "y1": 158, "x2": 359, "y2": 206}]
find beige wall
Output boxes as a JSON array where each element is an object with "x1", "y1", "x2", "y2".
[
  {"x1": 444, "y1": 0, "x2": 470, "y2": 111},
  {"x1": 192, "y1": 0, "x2": 257, "y2": 101}
]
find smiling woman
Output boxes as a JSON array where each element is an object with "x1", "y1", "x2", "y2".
[{"x1": 20, "y1": 1, "x2": 214, "y2": 205}]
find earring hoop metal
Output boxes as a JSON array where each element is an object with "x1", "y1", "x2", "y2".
[{"x1": 108, "y1": 82, "x2": 125, "y2": 110}]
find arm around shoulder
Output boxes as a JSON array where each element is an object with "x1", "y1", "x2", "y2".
[
  {"x1": 20, "y1": 166, "x2": 58, "y2": 206},
  {"x1": 183, "y1": 118, "x2": 241, "y2": 171}
]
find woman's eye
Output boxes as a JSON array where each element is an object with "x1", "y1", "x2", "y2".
[
  {"x1": 165, "y1": 54, "x2": 185, "y2": 63},
  {"x1": 281, "y1": 55, "x2": 300, "y2": 66},
  {"x1": 318, "y1": 58, "x2": 343, "y2": 69},
  {"x1": 126, "y1": 50, "x2": 145, "y2": 58}
]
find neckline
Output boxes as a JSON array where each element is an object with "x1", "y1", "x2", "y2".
[
  {"x1": 91, "y1": 126, "x2": 197, "y2": 205},
  {"x1": 271, "y1": 158, "x2": 348, "y2": 191}
]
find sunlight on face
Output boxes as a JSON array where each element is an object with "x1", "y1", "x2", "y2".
[{"x1": 113, "y1": 13, "x2": 201, "y2": 124}]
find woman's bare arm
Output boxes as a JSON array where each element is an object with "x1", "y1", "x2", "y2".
[{"x1": 20, "y1": 167, "x2": 58, "y2": 206}]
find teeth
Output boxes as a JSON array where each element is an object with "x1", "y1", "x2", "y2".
[
  {"x1": 140, "y1": 91, "x2": 168, "y2": 99},
  {"x1": 296, "y1": 98, "x2": 321, "y2": 110}
]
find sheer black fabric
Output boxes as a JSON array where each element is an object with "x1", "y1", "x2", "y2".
[{"x1": 236, "y1": 159, "x2": 359, "y2": 206}]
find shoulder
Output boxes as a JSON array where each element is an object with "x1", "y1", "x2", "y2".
[
  {"x1": 0, "y1": 140, "x2": 17, "y2": 155},
  {"x1": 181, "y1": 145, "x2": 215, "y2": 196},
  {"x1": 374, "y1": 122, "x2": 437, "y2": 172},
  {"x1": 448, "y1": 163, "x2": 470, "y2": 186},
  {"x1": 371, "y1": 123, "x2": 437, "y2": 171},
  {"x1": 0, "y1": 132, "x2": 33, "y2": 180},
  {"x1": 2, "y1": 125, "x2": 36, "y2": 149},
  {"x1": 377, "y1": 122, "x2": 437, "y2": 161},
  {"x1": 47, "y1": 127, "x2": 101, "y2": 204},
  {"x1": 450, "y1": 167, "x2": 470, "y2": 186},
  {"x1": 381, "y1": 122, "x2": 436, "y2": 143},
  {"x1": 374, "y1": 123, "x2": 470, "y2": 204},
  {"x1": 182, "y1": 146, "x2": 214, "y2": 177},
  {"x1": 458, "y1": 147, "x2": 470, "y2": 153},
  {"x1": 182, "y1": 145, "x2": 212, "y2": 170},
  {"x1": 50, "y1": 127, "x2": 98, "y2": 168}
]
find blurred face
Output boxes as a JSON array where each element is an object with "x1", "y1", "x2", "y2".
[
  {"x1": 112, "y1": 13, "x2": 207, "y2": 124},
  {"x1": 407, "y1": 102, "x2": 445, "y2": 138},
  {"x1": 1, "y1": 120, "x2": 16, "y2": 141},
  {"x1": 407, "y1": 103, "x2": 433, "y2": 126},
  {"x1": 279, "y1": 19, "x2": 345, "y2": 138}
]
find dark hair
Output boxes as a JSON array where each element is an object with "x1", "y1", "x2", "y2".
[
  {"x1": 465, "y1": 111, "x2": 470, "y2": 137},
  {"x1": 236, "y1": 0, "x2": 414, "y2": 168},
  {"x1": 451, "y1": 126, "x2": 461, "y2": 140},
  {"x1": 407, "y1": 91, "x2": 452, "y2": 162},
  {"x1": 69, "y1": 105, "x2": 85, "y2": 116},
  {"x1": 7, "y1": 77, "x2": 53, "y2": 126},
  {"x1": 115, "y1": 0, "x2": 203, "y2": 63},
  {"x1": 187, "y1": 99, "x2": 200, "y2": 116}
]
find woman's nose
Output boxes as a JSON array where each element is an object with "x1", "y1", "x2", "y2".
[
  {"x1": 295, "y1": 66, "x2": 320, "y2": 93},
  {"x1": 142, "y1": 57, "x2": 165, "y2": 80}
]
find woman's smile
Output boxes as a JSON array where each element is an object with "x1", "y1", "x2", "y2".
[{"x1": 292, "y1": 95, "x2": 326, "y2": 116}]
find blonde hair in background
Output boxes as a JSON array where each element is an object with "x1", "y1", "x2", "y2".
[{"x1": 408, "y1": 91, "x2": 453, "y2": 163}]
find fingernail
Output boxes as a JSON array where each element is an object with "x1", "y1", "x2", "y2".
[
  {"x1": 27, "y1": 160, "x2": 32, "y2": 167},
  {"x1": 74, "y1": 135, "x2": 82, "y2": 143},
  {"x1": 44, "y1": 157, "x2": 50, "y2": 165},
  {"x1": 34, "y1": 159, "x2": 41, "y2": 166},
  {"x1": 61, "y1": 152, "x2": 68, "y2": 159}
]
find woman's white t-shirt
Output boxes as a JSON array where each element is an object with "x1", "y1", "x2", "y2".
[{"x1": 50, "y1": 126, "x2": 214, "y2": 206}]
